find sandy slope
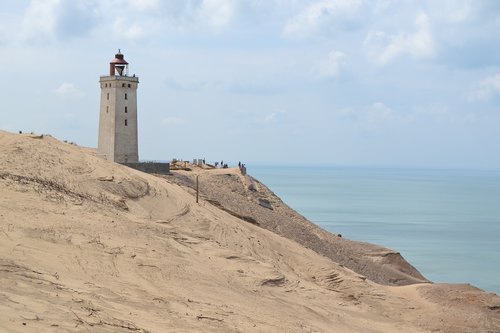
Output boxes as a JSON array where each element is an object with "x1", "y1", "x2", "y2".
[
  {"x1": 0, "y1": 130, "x2": 499, "y2": 333},
  {"x1": 166, "y1": 166, "x2": 427, "y2": 286}
]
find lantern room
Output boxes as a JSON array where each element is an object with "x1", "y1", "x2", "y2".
[{"x1": 110, "y1": 49, "x2": 129, "y2": 76}]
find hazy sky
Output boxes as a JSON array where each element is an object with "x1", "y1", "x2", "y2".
[{"x1": 1, "y1": 0, "x2": 499, "y2": 168}]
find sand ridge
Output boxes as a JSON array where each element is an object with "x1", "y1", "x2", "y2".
[{"x1": 0, "y1": 130, "x2": 499, "y2": 332}]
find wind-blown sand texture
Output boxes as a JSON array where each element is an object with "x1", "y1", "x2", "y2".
[{"x1": 1, "y1": 130, "x2": 499, "y2": 332}]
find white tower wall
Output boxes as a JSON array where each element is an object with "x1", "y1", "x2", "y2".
[{"x1": 98, "y1": 67, "x2": 139, "y2": 163}]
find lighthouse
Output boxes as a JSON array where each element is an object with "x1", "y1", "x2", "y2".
[{"x1": 97, "y1": 50, "x2": 139, "y2": 163}]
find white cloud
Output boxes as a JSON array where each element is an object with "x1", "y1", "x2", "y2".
[
  {"x1": 53, "y1": 82, "x2": 84, "y2": 98},
  {"x1": 313, "y1": 50, "x2": 347, "y2": 78},
  {"x1": 283, "y1": 0, "x2": 363, "y2": 39},
  {"x1": 364, "y1": 11, "x2": 435, "y2": 64},
  {"x1": 439, "y1": 0, "x2": 475, "y2": 23},
  {"x1": 373, "y1": 0, "x2": 392, "y2": 14},
  {"x1": 111, "y1": 17, "x2": 150, "y2": 40},
  {"x1": 162, "y1": 116, "x2": 185, "y2": 126},
  {"x1": 21, "y1": 0, "x2": 59, "y2": 41},
  {"x1": 128, "y1": 0, "x2": 160, "y2": 11},
  {"x1": 106, "y1": 0, "x2": 237, "y2": 38},
  {"x1": 198, "y1": 0, "x2": 236, "y2": 30},
  {"x1": 427, "y1": 0, "x2": 498, "y2": 24},
  {"x1": 263, "y1": 110, "x2": 286, "y2": 123},
  {"x1": 21, "y1": 0, "x2": 98, "y2": 42},
  {"x1": 371, "y1": 102, "x2": 392, "y2": 117},
  {"x1": 360, "y1": 102, "x2": 393, "y2": 129},
  {"x1": 468, "y1": 73, "x2": 500, "y2": 101}
]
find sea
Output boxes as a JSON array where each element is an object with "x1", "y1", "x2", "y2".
[{"x1": 249, "y1": 165, "x2": 500, "y2": 295}]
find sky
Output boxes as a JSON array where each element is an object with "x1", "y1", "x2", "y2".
[{"x1": 1, "y1": 0, "x2": 499, "y2": 169}]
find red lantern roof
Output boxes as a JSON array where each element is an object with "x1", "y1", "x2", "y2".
[{"x1": 110, "y1": 51, "x2": 128, "y2": 65}]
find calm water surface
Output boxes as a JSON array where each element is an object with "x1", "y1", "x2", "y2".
[{"x1": 250, "y1": 166, "x2": 500, "y2": 294}]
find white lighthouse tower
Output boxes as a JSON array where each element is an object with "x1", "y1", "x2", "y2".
[{"x1": 97, "y1": 50, "x2": 139, "y2": 163}]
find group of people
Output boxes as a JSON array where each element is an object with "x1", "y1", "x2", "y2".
[
  {"x1": 238, "y1": 161, "x2": 247, "y2": 175},
  {"x1": 212, "y1": 160, "x2": 247, "y2": 170},
  {"x1": 214, "y1": 160, "x2": 229, "y2": 168}
]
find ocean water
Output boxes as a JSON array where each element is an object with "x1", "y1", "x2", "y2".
[{"x1": 250, "y1": 166, "x2": 500, "y2": 294}]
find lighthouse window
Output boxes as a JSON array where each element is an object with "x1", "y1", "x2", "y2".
[
  {"x1": 128, "y1": 84, "x2": 131, "y2": 88},
  {"x1": 122, "y1": 83, "x2": 125, "y2": 87},
  {"x1": 107, "y1": 93, "x2": 109, "y2": 100},
  {"x1": 125, "y1": 119, "x2": 128, "y2": 126},
  {"x1": 125, "y1": 106, "x2": 128, "y2": 113},
  {"x1": 106, "y1": 106, "x2": 109, "y2": 113},
  {"x1": 125, "y1": 93, "x2": 128, "y2": 100}
]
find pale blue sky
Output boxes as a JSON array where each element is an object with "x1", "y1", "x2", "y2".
[{"x1": 1, "y1": 0, "x2": 499, "y2": 168}]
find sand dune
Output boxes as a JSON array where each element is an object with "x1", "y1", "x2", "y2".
[
  {"x1": 0, "y1": 130, "x2": 499, "y2": 332},
  {"x1": 166, "y1": 166, "x2": 427, "y2": 286}
]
